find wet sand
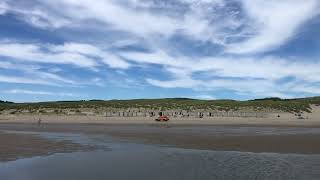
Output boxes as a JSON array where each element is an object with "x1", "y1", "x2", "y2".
[
  {"x1": 107, "y1": 129, "x2": 320, "y2": 154},
  {"x1": 1, "y1": 123, "x2": 320, "y2": 156},
  {"x1": 0, "y1": 131, "x2": 94, "y2": 162}
]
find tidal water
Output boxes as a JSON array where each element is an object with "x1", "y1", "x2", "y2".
[{"x1": 0, "y1": 132, "x2": 320, "y2": 180}]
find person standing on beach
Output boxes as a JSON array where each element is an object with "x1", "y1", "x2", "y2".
[{"x1": 37, "y1": 118, "x2": 42, "y2": 126}]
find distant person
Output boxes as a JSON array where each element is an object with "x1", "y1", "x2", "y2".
[{"x1": 37, "y1": 118, "x2": 42, "y2": 126}]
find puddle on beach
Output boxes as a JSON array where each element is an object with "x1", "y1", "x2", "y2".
[{"x1": 1, "y1": 131, "x2": 320, "y2": 180}]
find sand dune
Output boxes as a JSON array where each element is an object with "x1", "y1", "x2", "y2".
[{"x1": 0, "y1": 105, "x2": 319, "y2": 127}]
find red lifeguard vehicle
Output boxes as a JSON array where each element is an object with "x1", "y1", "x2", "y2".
[{"x1": 155, "y1": 115, "x2": 169, "y2": 122}]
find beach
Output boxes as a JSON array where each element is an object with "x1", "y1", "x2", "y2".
[
  {"x1": 1, "y1": 105, "x2": 320, "y2": 156},
  {"x1": 1, "y1": 105, "x2": 320, "y2": 179}
]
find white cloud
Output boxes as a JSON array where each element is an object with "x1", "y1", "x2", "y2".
[
  {"x1": 25, "y1": 9, "x2": 71, "y2": 29},
  {"x1": 147, "y1": 77, "x2": 200, "y2": 89},
  {"x1": 179, "y1": 0, "x2": 224, "y2": 4},
  {"x1": 52, "y1": 0, "x2": 229, "y2": 42},
  {"x1": 37, "y1": 0, "x2": 180, "y2": 37},
  {"x1": 0, "y1": 1, "x2": 70, "y2": 28},
  {"x1": 2, "y1": 0, "x2": 237, "y2": 45},
  {"x1": 33, "y1": 0, "x2": 319, "y2": 54},
  {"x1": 287, "y1": 83, "x2": 320, "y2": 95},
  {"x1": 121, "y1": 50, "x2": 184, "y2": 67},
  {"x1": 0, "y1": 1, "x2": 8, "y2": 15},
  {"x1": 192, "y1": 94, "x2": 216, "y2": 100},
  {"x1": 123, "y1": 49, "x2": 320, "y2": 97},
  {"x1": 3, "y1": 89, "x2": 77, "y2": 97},
  {"x1": 226, "y1": 0, "x2": 319, "y2": 54},
  {"x1": 0, "y1": 75, "x2": 58, "y2": 86},
  {"x1": 0, "y1": 43, "x2": 97, "y2": 68},
  {"x1": 0, "y1": 61, "x2": 77, "y2": 86},
  {"x1": 0, "y1": 42, "x2": 130, "y2": 69},
  {"x1": 147, "y1": 76, "x2": 277, "y2": 96},
  {"x1": 3, "y1": 0, "x2": 319, "y2": 55},
  {"x1": 51, "y1": 43, "x2": 131, "y2": 69},
  {"x1": 122, "y1": 50, "x2": 320, "y2": 81}
]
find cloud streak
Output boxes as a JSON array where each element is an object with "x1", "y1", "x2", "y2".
[
  {"x1": 0, "y1": 42, "x2": 130, "y2": 69},
  {"x1": 227, "y1": 0, "x2": 319, "y2": 54},
  {"x1": 0, "y1": 61, "x2": 77, "y2": 86},
  {"x1": 123, "y1": 49, "x2": 320, "y2": 96},
  {"x1": 3, "y1": 89, "x2": 78, "y2": 97},
  {"x1": 0, "y1": 75, "x2": 58, "y2": 86}
]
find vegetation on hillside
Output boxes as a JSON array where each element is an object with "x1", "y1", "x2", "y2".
[{"x1": 1, "y1": 97, "x2": 320, "y2": 113}]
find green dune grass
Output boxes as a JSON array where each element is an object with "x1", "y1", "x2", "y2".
[{"x1": 1, "y1": 97, "x2": 320, "y2": 113}]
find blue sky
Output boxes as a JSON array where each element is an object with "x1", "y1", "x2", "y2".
[{"x1": 0, "y1": 0, "x2": 320, "y2": 102}]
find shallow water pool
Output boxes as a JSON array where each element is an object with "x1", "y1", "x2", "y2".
[{"x1": 0, "y1": 132, "x2": 320, "y2": 180}]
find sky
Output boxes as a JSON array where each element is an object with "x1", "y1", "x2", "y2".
[{"x1": 0, "y1": 0, "x2": 320, "y2": 102}]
